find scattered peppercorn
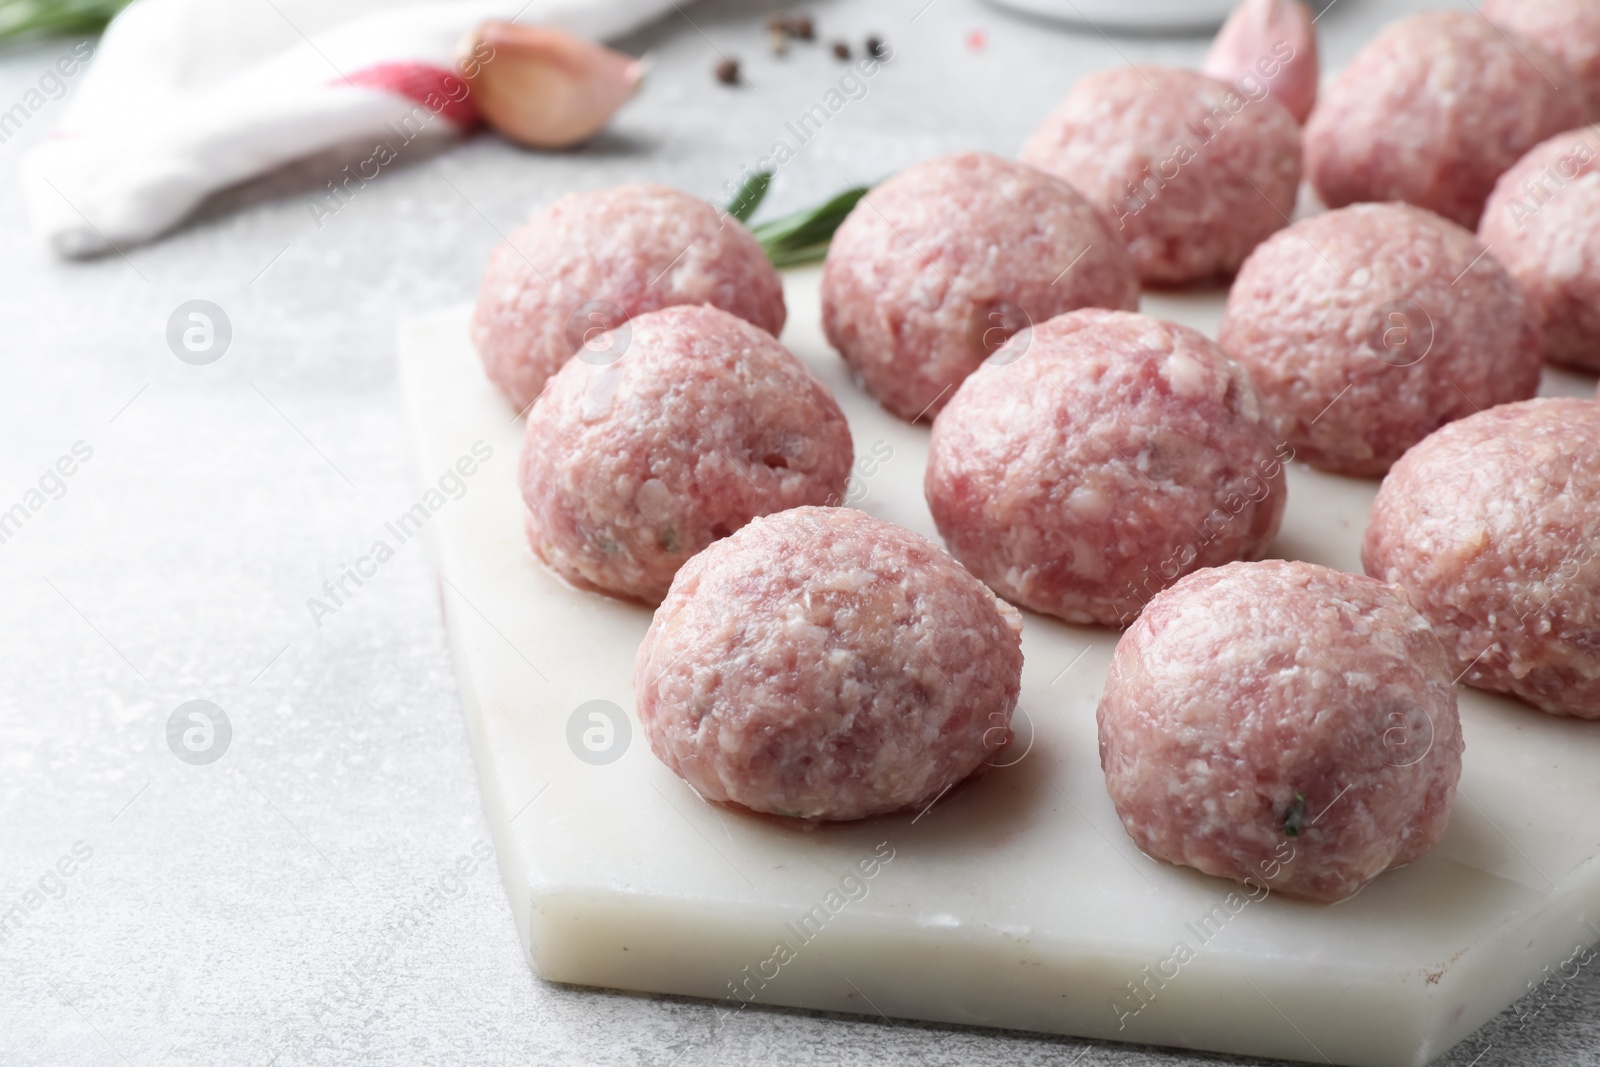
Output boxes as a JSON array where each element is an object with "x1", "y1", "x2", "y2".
[
  {"x1": 766, "y1": 13, "x2": 787, "y2": 32},
  {"x1": 715, "y1": 57, "x2": 741, "y2": 85},
  {"x1": 831, "y1": 40, "x2": 850, "y2": 60},
  {"x1": 866, "y1": 35, "x2": 885, "y2": 58},
  {"x1": 789, "y1": 14, "x2": 815, "y2": 40}
]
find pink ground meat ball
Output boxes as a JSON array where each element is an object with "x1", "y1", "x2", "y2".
[
  {"x1": 635, "y1": 506, "x2": 1025, "y2": 822},
  {"x1": 1218, "y1": 202, "x2": 1541, "y2": 478},
  {"x1": 473, "y1": 184, "x2": 785, "y2": 413},
  {"x1": 925, "y1": 309, "x2": 1287, "y2": 628},
  {"x1": 820, "y1": 151, "x2": 1140, "y2": 422},
  {"x1": 1304, "y1": 11, "x2": 1586, "y2": 229},
  {"x1": 520, "y1": 305, "x2": 851, "y2": 604},
  {"x1": 1483, "y1": 0, "x2": 1600, "y2": 120},
  {"x1": 1363, "y1": 398, "x2": 1600, "y2": 718},
  {"x1": 1480, "y1": 126, "x2": 1600, "y2": 372},
  {"x1": 1020, "y1": 66, "x2": 1302, "y2": 287},
  {"x1": 1099, "y1": 560, "x2": 1463, "y2": 904}
]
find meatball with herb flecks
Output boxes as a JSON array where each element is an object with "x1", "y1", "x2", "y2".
[
  {"x1": 520, "y1": 306, "x2": 851, "y2": 604},
  {"x1": 636, "y1": 506, "x2": 1024, "y2": 822},
  {"x1": 1364, "y1": 398, "x2": 1600, "y2": 718},
  {"x1": 1099, "y1": 559, "x2": 1463, "y2": 904},
  {"x1": 1304, "y1": 11, "x2": 1586, "y2": 228},
  {"x1": 1022, "y1": 66, "x2": 1302, "y2": 286},
  {"x1": 1218, "y1": 202, "x2": 1540, "y2": 477},
  {"x1": 474, "y1": 183, "x2": 785, "y2": 412},
  {"x1": 1480, "y1": 126, "x2": 1600, "y2": 373},
  {"x1": 926, "y1": 309, "x2": 1287, "y2": 628},
  {"x1": 821, "y1": 152, "x2": 1140, "y2": 422}
]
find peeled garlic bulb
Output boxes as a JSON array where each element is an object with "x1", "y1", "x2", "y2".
[
  {"x1": 1202, "y1": 0, "x2": 1319, "y2": 124},
  {"x1": 458, "y1": 21, "x2": 644, "y2": 149}
]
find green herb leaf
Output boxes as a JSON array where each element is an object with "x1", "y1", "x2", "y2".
[
  {"x1": 1283, "y1": 793, "x2": 1306, "y2": 837},
  {"x1": 750, "y1": 184, "x2": 871, "y2": 268},
  {"x1": 764, "y1": 242, "x2": 832, "y2": 269},
  {"x1": 0, "y1": 0, "x2": 130, "y2": 41},
  {"x1": 724, "y1": 170, "x2": 772, "y2": 224}
]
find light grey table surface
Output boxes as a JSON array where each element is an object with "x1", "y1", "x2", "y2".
[{"x1": 1, "y1": 1, "x2": 1595, "y2": 1065}]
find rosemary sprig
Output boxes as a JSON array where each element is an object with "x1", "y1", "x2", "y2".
[
  {"x1": 751, "y1": 184, "x2": 869, "y2": 267},
  {"x1": 763, "y1": 241, "x2": 834, "y2": 269},
  {"x1": 724, "y1": 170, "x2": 771, "y2": 224},
  {"x1": 0, "y1": 0, "x2": 129, "y2": 41},
  {"x1": 727, "y1": 174, "x2": 871, "y2": 268}
]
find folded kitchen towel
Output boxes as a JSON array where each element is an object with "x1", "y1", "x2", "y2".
[{"x1": 20, "y1": 0, "x2": 677, "y2": 257}]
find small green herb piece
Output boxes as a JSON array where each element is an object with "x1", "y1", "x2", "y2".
[
  {"x1": 0, "y1": 0, "x2": 130, "y2": 41},
  {"x1": 764, "y1": 242, "x2": 832, "y2": 268},
  {"x1": 657, "y1": 526, "x2": 679, "y2": 553},
  {"x1": 750, "y1": 184, "x2": 871, "y2": 268},
  {"x1": 725, "y1": 170, "x2": 772, "y2": 224},
  {"x1": 1283, "y1": 793, "x2": 1307, "y2": 838}
]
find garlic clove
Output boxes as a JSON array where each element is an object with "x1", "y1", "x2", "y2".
[
  {"x1": 1201, "y1": 0, "x2": 1319, "y2": 125},
  {"x1": 458, "y1": 21, "x2": 645, "y2": 150}
]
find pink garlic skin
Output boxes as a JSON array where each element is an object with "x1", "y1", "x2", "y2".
[{"x1": 1203, "y1": 0, "x2": 1319, "y2": 124}]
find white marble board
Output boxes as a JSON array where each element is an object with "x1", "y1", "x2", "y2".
[{"x1": 398, "y1": 267, "x2": 1599, "y2": 1067}]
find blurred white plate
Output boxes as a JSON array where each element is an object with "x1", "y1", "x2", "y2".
[{"x1": 985, "y1": 0, "x2": 1238, "y2": 32}]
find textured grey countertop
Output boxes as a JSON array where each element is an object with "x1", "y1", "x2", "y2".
[{"x1": 1, "y1": 0, "x2": 1596, "y2": 1064}]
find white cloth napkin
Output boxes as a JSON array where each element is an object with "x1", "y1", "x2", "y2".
[{"x1": 21, "y1": 0, "x2": 677, "y2": 257}]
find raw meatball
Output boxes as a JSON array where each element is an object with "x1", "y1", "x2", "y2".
[
  {"x1": 1020, "y1": 66, "x2": 1302, "y2": 286},
  {"x1": 1483, "y1": 0, "x2": 1600, "y2": 120},
  {"x1": 1364, "y1": 398, "x2": 1600, "y2": 718},
  {"x1": 1304, "y1": 11, "x2": 1586, "y2": 229},
  {"x1": 1218, "y1": 203, "x2": 1541, "y2": 477},
  {"x1": 635, "y1": 506, "x2": 1025, "y2": 821},
  {"x1": 926, "y1": 309, "x2": 1288, "y2": 628},
  {"x1": 1098, "y1": 560, "x2": 1464, "y2": 904},
  {"x1": 520, "y1": 306, "x2": 851, "y2": 604},
  {"x1": 821, "y1": 152, "x2": 1140, "y2": 422},
  {"x1": 474, "y1": 184, "x2": 785, "y2": 412},
  {"x1": 1480, "y1": 126, "x2": 1600, "y2": 372}
]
